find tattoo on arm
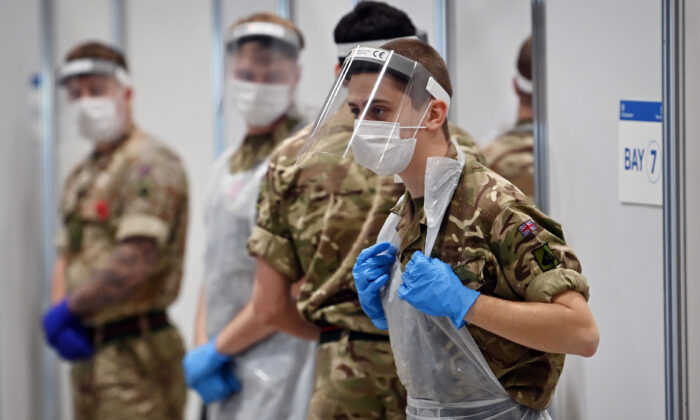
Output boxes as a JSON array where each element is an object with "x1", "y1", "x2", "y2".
[{"x1": 68, "y1": 237, "x2": 158, "y2": 315}]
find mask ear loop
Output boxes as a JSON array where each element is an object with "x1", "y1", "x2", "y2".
[{"x1": 403, "y1": 101, "x2": 433, "y2": 139}]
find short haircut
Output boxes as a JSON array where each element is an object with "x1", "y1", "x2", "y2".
[
  {"x1": 516, "y1": 36, "x2": 532, "y2": 81},
  {"x1": 65, "y1": 41, "x2": 128, "y2": 70},
  {"x1": 516, "y1": 36, "x2": 532, "y2": 103},
  {"x1": 380, "y1": 38, "x2": 451, "y2": 138},
  {"x1": 334, "y1": 1, "x2": 416, "y2": 64},
  {"x1": 228, "y1": 13, "x2": 304, "y2": 61}
]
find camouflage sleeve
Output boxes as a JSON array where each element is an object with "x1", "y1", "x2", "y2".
[
  {"x1": 55, "y1": 225, "x2": 68, "y2": 252},
  {"x1": 489, "y1": 204, "x2": 590, "y2": 303},
  {"x1": 246, "y1": 150, "x2": 302, "y2": 282},
  {"x1": 116, "y1": 155, "x2": 188, "y2": 247}
]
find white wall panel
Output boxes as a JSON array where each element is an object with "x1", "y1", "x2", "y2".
[
  {"x1": 452, "y1": 0, "x2": 531, "y2": 143},
  {"x1": 125, "y1": 1, "x2": 214, "y2": 419},
  {"x1": 547, "y1": 1, "x2": 664, "y2": 419},
  {"x1": 0, "y1": 2, "x2": 43, "y2": 420}
]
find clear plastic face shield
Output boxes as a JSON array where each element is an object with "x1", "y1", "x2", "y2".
[
  {"x1": 224, "y1": 21, "x2": 302, "y2": 131},
  {"x1": 297, "y1": 47, "x2": 450, "y2": 175},
  {"x1": 57, "y1": 59, "x2": 132, "y2": 144}
]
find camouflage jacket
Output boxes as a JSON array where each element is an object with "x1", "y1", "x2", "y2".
[
  {"x1": 228, "y1": 113, "x2": 305, "y2": 174},
  {"x1": 483, "y1": 119, "x2": 534, "y2": 201},
  {"x1": 57, "y1": 127, "x2": 189, "y2": 326},
  {"x1": 391, "y1": 141, "x2": 589, "y2": 410},
  {"x1": 247, "y1": 119, "x2": 484, "y2": 334}
]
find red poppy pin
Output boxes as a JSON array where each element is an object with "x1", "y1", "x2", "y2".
[{"x1": 95, "y1": 200, "x2": 110, "y2": 221}]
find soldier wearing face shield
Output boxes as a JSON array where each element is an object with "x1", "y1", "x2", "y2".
[
  {"x1": 42, "y1": 42, "x2": 189, "y2": 420},
  {"x1": 181, "y1": 13, "x2": 316, "y2": 419},
  {"x1": 199, "y1": 2, "x2": 485, "y2": 419},
  {"x1": 325, "y1": 39, "x2": 599, "y2": 419}
]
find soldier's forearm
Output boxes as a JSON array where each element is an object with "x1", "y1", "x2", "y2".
[
  {"x1": 215, "y1": 303, "x2": 277, "y2": 355},
  {"x1": 67, "y1": 237, "x2": 157, "y2": 316},
  {"x1": 251, "y1": 258, "x2": 320, "y2": 342},
  {"x1": 50, "y1": 255, "x2": 68, "y2": 304},
  {"x1": 465, "y1": 290, "x2": 599, "y2": 357}
]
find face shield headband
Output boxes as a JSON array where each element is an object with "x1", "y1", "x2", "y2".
[
  {"x1": 57, "y1": 58, "x2": 132, "y2": 87},
  {"x1": 225, "y1": 21, "x2": 302, "y2": 53}
]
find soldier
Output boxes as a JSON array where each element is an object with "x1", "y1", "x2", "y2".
[
  {"x1": 42, "y1": 42, "x2": 188, "y2": 420},
  {"x1": 209, "y1": 2, "x2": 483, "y2": 419},
  {"x1": 339, "y1": 39, "x2": 599, "y2": 418},
  {"x1": 483, "y1": 36, "x2": 535, "y2": 201},
  {"x1": 182, "y1": 13, "x2": 316, "y2": 419}
]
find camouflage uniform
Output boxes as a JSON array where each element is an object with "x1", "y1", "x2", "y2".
[
  {"x1": 390, "y1": 141, "x2": 589, "y2": 411},
  {"x1": 56, "y1": 127, "x2": 188, "y2": 420},
  {"x1": 247, "y1": 115, "x2": 484, "y2": 419},
  {"x1": 483, "y1": 119, "x2": 534, "y2": 201}
]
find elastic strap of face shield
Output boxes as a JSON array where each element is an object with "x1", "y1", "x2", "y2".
[
  {"x1": 57, "y1": 58, "x2": 133, "y2": 88},
  {"x1": 515, "y1": 71, "x2": 533, "y2": 94},
  {"x1": 226, "y1": 21, "x2": 302, "y2": 52},
  {"x1": 425, "y1": 76, "x2": 451, "y2": 111}
]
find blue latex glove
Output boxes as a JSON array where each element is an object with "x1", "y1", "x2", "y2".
[
  {"x1": 353, "y1": 242, "x2": 397, "y2": 330},
  {"x1": 398, "y1": 251, "x2": 481, "y2": 329},
  {"x1": 42, "y1": 299, "x2": 94, "y2": 360},
  {"x1": 191, "y1": 362, "x2": 240, "y2": 403},
  {"x1": 183, "y1": 338, "x2": 233, "y2": 386}
]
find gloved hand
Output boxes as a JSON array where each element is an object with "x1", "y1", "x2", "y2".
[
  {"x1": 42, "y1": 299, "x2": 94, "y2": 360},
  {"x1": 191, "y1": 362, "x2": 240, "y2": 404},
  {"x1": 353, "y1": 242, "x2": 397, "y2": 330},
  {"x1": 398, "y1": 251, "x2": 480, "y2": 329},
  {"x1": 183, "y1": 338, "x2": 233, "y2": 387}
]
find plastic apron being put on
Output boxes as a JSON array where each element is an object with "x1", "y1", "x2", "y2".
[
  {"x1": 203, "y1": 143, "x2": 317, "y2": 420},
  {"x1": 377, "y1": 142, "x2": 550, "y2": 420}
]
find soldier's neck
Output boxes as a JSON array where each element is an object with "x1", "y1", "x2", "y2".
[{"x1": 399, "y1": 133, "x2": 449, "y2": 199}]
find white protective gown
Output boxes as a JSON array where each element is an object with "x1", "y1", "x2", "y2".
[{"x1": 203, "y1": 131, "x2": 317, "y2": 420}]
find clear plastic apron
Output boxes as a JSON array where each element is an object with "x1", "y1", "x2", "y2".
[
  {"x1": 203, "y1": 145, "x2": 316, "y2": 420},
  {"x1": 377, "y1": 143, "x2": 550, "y2": 420}
]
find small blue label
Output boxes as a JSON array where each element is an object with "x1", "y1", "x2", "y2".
[{"x1": 620, "y1": 100, "x2": 662, "y2": 122}]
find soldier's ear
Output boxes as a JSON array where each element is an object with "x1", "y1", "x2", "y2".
[{"x1": 424, "y1": 100, "x2": 448, "y2": 132}]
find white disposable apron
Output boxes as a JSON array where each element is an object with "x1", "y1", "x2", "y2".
[
  {"x1": 203, "y1": 144, "x2": 316, "y2": 420},
  {"x1": 377, "y1": 143, "x2": 550, "y2": 420}
]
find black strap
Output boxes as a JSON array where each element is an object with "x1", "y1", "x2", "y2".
[
  {"x1": 319, "y1": 328, "x2": 389, "y2": 345},
  {"x1": 89, "y1": 310, "x2": 170, "y2": 346}
]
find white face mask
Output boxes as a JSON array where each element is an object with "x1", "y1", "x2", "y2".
[
  {"x1": 228, "y1": 79, "x2": 292, "y2": 127},
  {"x1": 70, "y1": 97, "x2": 126, "y2": 143},
  {"x1": 350, "y1": 119, "x2": 420, "y2": 176}
]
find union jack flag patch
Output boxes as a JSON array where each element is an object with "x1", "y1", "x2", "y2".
[{"x1": 518, "y1": 220, "x2": 537, "y2": 237}]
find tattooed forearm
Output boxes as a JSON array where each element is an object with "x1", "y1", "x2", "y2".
[{"x1": 68, "y1": 237, "x2": 157, "y2": 315}]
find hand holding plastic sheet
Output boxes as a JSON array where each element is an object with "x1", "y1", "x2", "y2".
[
  {"x1": 353, "y1": 242, "x2": 397, "y2": 330},
  {"x1": 42, "y1": 299, "x2": 94, "y2": 360},
  {"x1": 183, "y1": 338, "x2": 240, "y2": 402},
  {"x1": 398, "y1": 251, "x2": 480, "y2": 328}
]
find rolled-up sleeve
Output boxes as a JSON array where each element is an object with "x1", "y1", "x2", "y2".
[{"x1": 490, "y1": 204, "x2": 590, "y2": 302}]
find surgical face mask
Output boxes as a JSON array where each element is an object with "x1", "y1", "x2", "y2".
[
  {"x1": 228, "y1": 79, "x2": 292, "y2": 127},
  {"x1": 70, "y1": 96, "x2": 126, "y2": 143},
  {"x1": 350, "y1": 119, "x2": 418, "y2": 176}
]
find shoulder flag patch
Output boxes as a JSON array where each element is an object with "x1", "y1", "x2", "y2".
[
  {"x1": 533, "y1": 243, "x2": 560, "y2": 272},
  {"x1": 518, "y1": 219, "x2": 537, "y2": 237}
]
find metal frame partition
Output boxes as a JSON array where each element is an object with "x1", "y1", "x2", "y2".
[{"x1": 662, "y1": 0, "x2": 688, "y2": 419}]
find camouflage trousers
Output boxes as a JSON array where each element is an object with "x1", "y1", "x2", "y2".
[
  {"x1": 307, "y1": 332, "x2": 406, "y2": 420},
  {"x1": 70, "y1": 325, "x2": 186, "y2": 420}
]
